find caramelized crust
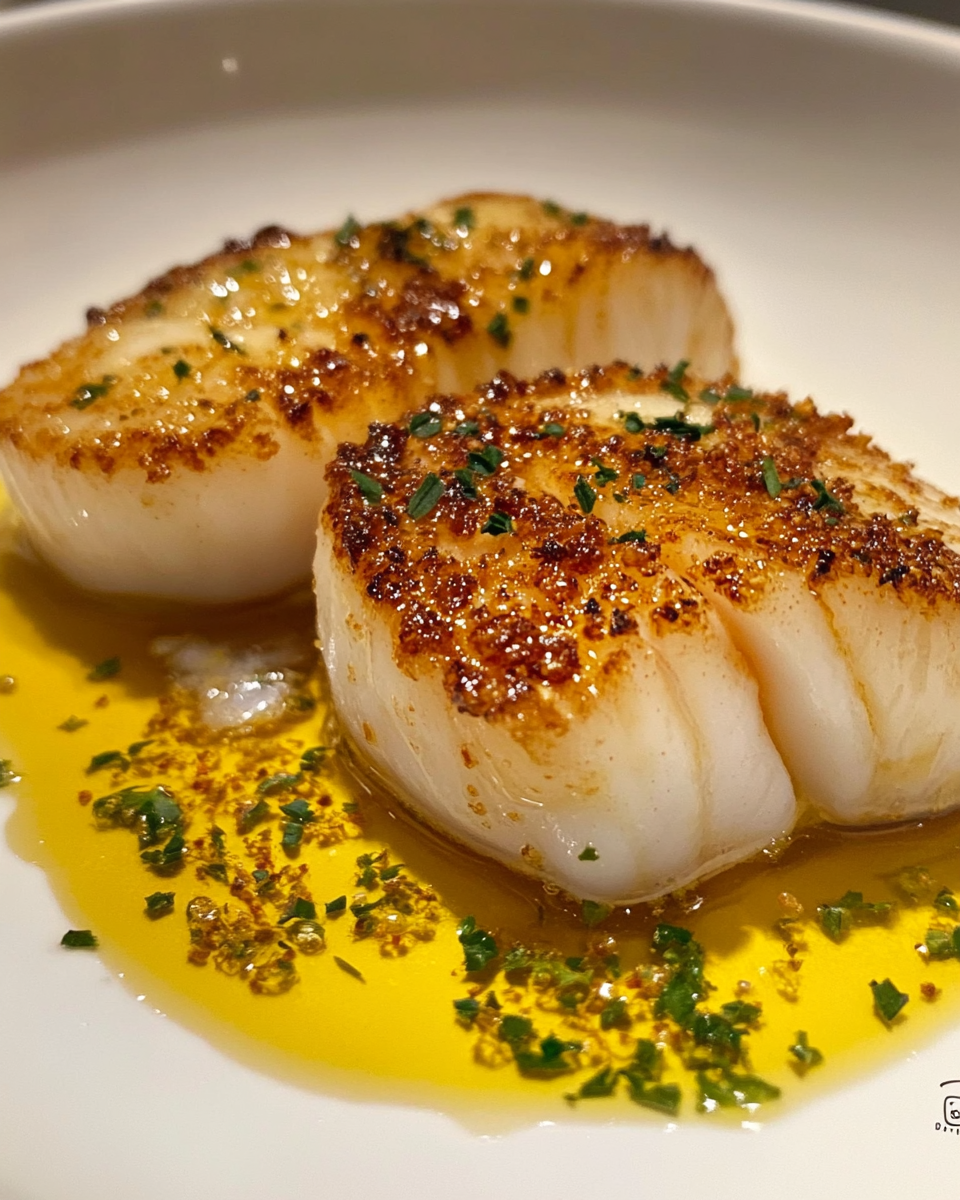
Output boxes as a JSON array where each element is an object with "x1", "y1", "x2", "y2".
[
  {"x1": 323, "y1": 363, "x2": 960, "y2": 727},
  {"x1": 0, "y1": 194, "x2": 733, "y2": 479}
]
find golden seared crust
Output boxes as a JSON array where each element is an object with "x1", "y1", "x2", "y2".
[
  {"x1": 0, "y1": 193, "x2": 730, "y2": 479},
  {"x1": 323, "y1": 362, "x2": 960, "y2": 726}
]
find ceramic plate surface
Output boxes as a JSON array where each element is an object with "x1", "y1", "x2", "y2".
[{"x1": 3, "y1": 1, "x2": 960, "y2": 1196}]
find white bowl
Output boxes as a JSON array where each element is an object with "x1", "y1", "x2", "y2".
[{"x1": 3, "y1": 2, "x2": 960, "y2": 1197}]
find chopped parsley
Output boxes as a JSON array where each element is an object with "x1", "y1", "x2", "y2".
[
  {"x1": 349, "y1": 469, "x2": 383, "y2": 505},
  {"x1": 453, "y1": 205, "x2": 475, "y2": 230},
  {"x1": 511, "y1": 296, "x2": 530, "y2": 314},
  {"x1": 173, "y1": 359, "x2": 192, "y2": 381},
  {"x1": 578, "y1": 845, "x2": 599, "y2": 861},
  {"x1": 482, "y1": 511, "x2": 514, "y2": 536},
  {"x1": 454, "y1": 997, "x2": 481, "y2": 1022},
  {"x1": 486, "y1": 312, "x2": 511, "y2": 348},
  {"x1": 61, "y1": 929, "x2": 98, "y2": 948},
  {"x1": 697, "y1": 1068, "x2": 780, "y2": 1110},
  {"x1": 457, "y1": 915, "x2": 498, "y2": 972},
  {"x1": 409, "y1": 410, "x2": 442, "y2": 439},
  {"x1": 623, "y1": 412, "x2": 644, "y2": 434},
  {"x1": 407, "y1": 473, "x2": 445, "y2": 520},
  {"x1": 87, "y1": 657, "x2": 121, "y2": 681},
  {"x1": 611, "y1": 529, "x2": 646, "y2": 545},
  {"x1": 870, "y1": 977, "x2": 909, "y2": 1023},
  {"x1": 631, "y1": 472, "x2": 646, "y2": 490},
  {"x1": 454, "y1": 419, "x2": 480, "y2": 437},
  {"x1": 325, "y1": 895, "x2": 347, "y2": 915},
  {"x1": 574, "y1": 476, "x2": 597, "y2": 514},
  {"x1": 86, "y1": 749, "x2": 127, "y2": 774},
  {"x1": 536, "y1": 422, "x2": 565, "y2": 439},
  {"x1": 71, "y1": 375, "x2": 117, "y2": 410},
  {"x1": 542, "y1": 200, "x2": 563, "y2": 217},
  {"x1": 569, "y1": 211, "x2": 589, "y2": 226},
  {"x1": 237, "y1": 797, "x2": 270, "y2": 833},
  {"x1": 453, "y1": 468, "x2": 479, "y2": 500}
]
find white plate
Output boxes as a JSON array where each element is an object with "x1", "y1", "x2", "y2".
[{"x1": 3, "y1": 1, "x2": 960, "y2": 1196}]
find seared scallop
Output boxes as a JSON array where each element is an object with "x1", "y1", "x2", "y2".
[
  {"x1": 315, "y1": 363, "x2": 960, "y2": 903},
  {"x1": 0, "y1": 195, "x2": 734, "y2": 602}
]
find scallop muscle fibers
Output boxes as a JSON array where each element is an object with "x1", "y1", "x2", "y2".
[
  {"x1": 0, "y1": 194, "x2": 735, "y2": 603},
  {"x1": 315, "y1": 363, "x2": 960, "y2": 904}
]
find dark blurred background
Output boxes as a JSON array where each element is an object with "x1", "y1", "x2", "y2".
[{"x1": 0, "y1": 0, "x2": 957, "y2": 20}]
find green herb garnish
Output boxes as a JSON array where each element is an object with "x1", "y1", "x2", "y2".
[
  {"x1": 409, "y1": 410, "x2": 442, "y2": 438},
  {"x1": 349, "y1": 469, "x2": 383, "y2": 505},
  {"x1": 325, "y1": 895, "x2": 347, "y2": 915},
  {"x1": 578, "y1": 845, "x2": 599, "y2": 861},
  {"x1": 482, "y1": 511, "x2": 514, "y2": 536},
  {"x1": 870, "y1": 977, "x2": 909, "y2": 1023},
  {"x1": 88, "y1": 657, "x2": 121, "y2": 681},
  {"x1": 335, "y1": 215, "x2": 361, "y2": 246},
  {"x1": 574, "y1": 476, "x2": 597, "y2": 514},
  {"x1": 61, "y1": 929, "x2": 98, "y2": 948},
  {"x1": 581, "y1": 900, "x2": 612, "y2": 927},
  {"x1": 660, "y1": 360, "x2": 690, "y2": 402},
  {"x1": 407, "y1": 473, "x2": 445, "y2": 520},
  {"x1": 611, "y1": 530, "x2": 646, "y2": 544},
  {"x1": 788, "y1": 1030, "x2": 823, "y2": 1071},
  {"x1": 173, "y1": 359, "x2": 191, "y2": 381},
  {"x1": 453, "y1": 205, "x2": 475, "y2": 230},
  {"x1": 467, "y1": 445, "x2": 505, "y2": 476},
  {"x1": 209, "y1": 326, "x2": 244, "y2": 353},
  {"x1": 818, "y1": 891, "x2": 893, "y2": 941},
  {"x1": 279, "y1": 897, "x2": 317, "y2": 924},
  {"x1": 511, "y1": 296, "x2": 530, "y2": 314},
  {"x1": 58, "y1": 716, "x2": 88, "y2": 732},
  {"x1": 487, "y1": 312, "x2": 511, "y2": 347},
  {"x1": 761, "y1": 456, "x2": 782, "y2": 498},
  {"x1": 457, "y1": 915, "x2": 498, "y2": 972},
  {"x1": 145, "y1": 891, "x2": 175, "y2": 917},
  {"x1": 71, "y1": 375, "x2": 117, "y2": 410},
  {"x1": 454, "y1": 997, "x2": 481, "y2": 1022}
]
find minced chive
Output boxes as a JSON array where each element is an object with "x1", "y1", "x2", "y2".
[
  {"x1": 453, "y1": 205, "x2": 475, "y2": 230},
  {"x1": 660, "y1": 360, "x2": 690, "y2": 402},
  {"x1": 612, "y1": 530, "x2": 646, "y2": 544},
  {"x1": 591, "y1": 458, "x2": 619, "y2": 486},
  {"x1": 538, "y1": 422, "x2": 564, "y2": 438},
  {"x1": 578, "y1": 845, "x2": 599, "y2": 861},
  {"x1": 699, "y1": 388, "x2": 724, "y2": 405},
  {"x1": 487, "y1": 312, "x2": 511, "y2": 347},
  {"x1": 173, "y1": 359, "x2": 191, "y2": 381},
  {"x1": 457, "y1": 915, "x2": 498, "y2": 972},
  {"x1": 409, "y1": 410, "x2": 442, "y2": 438},
  {"x1": 71, "y1": 375, "x2": 117, "y2": 410},
  {"x1": 145, "y1": 891, "x2": 175, "y2": 916},
  {"x1": 335, "y1": 215, "x2": 361, "y2": 246},
  {"x1": 299, "y1": 746, "x2": 328, "y2": 774},
  {"x1": 61, "y1": 929, "x2": 98, "y2": 948},
  {"x1": 257, "y1": 773, "x2": 301, "y2": 795},
  {"x1": 726, "y1": 384, "x2": 754, "y2": 400},
  {"x1": 468, "y1": 446, "x2": 505, "y2": 476},
  {"x1": 407, "y1": 473, "x2": 445, "y2": 520},
  {"x1": 88, "y1": 657, "x2": 120, "y2": 681},
  {"x1": 788, "y1": 1030, "x2": 823, "y2": 1070},
  {"x1": 380, "y1": 864, "x2": 404, "y2": 882},
  {"x1": 581, "y1": 900, "x2": 612, "y2": 927},
  {"x1": 811, "y1": 479, "x2": 844, "y2": 515},
  {"x1": 574, "y1": 476, "x2": 597, "y2": 514},
  {"x1": 209, "y1": 326, "x2": 245, "y2": 353},
  {"x1": 871, "y1": 977, "x2": 909, "y2": 1023},
  {"x1": 750, "y1": 412, "x2": 761, "y2": 431},
  {"x1": 86, "y1": 750, "x2": 128, "y2": 774},
  {"x1": 333, "y1": 955, "x2": 365, "y2": 981},
  {"x1": 279, "y1": 897, "x2": 317, "y2": 924},
  {"x1": 453, "y1": 468, "x2": 479, "y2": 500},
  {"x1": 128, "y1": 740, "x2": 154, "y2": 757},
  {"x1": 482, "y1": 511, "x2": 514, "y2": 536},
  {"x1": 512, "y1": 296, "x2": 530, "y2": 314},
  {"x1": 349, "y1": 469, "x2": 383, "y2": 505},
  {"x1": 761, "y1": 456, "x2": 782, "y2": 498}
]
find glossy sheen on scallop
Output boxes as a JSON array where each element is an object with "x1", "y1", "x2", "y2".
[
  {"x1": 0, "y1": 194, "x2": 735, "y2": 602},
  {"x1": 316, "y1": 363, "x2": 960, "y2": 903}
]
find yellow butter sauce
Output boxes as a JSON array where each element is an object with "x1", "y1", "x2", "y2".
[{"x1": 2, "y1": 492, "x2": 960, "y2": 1125}]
